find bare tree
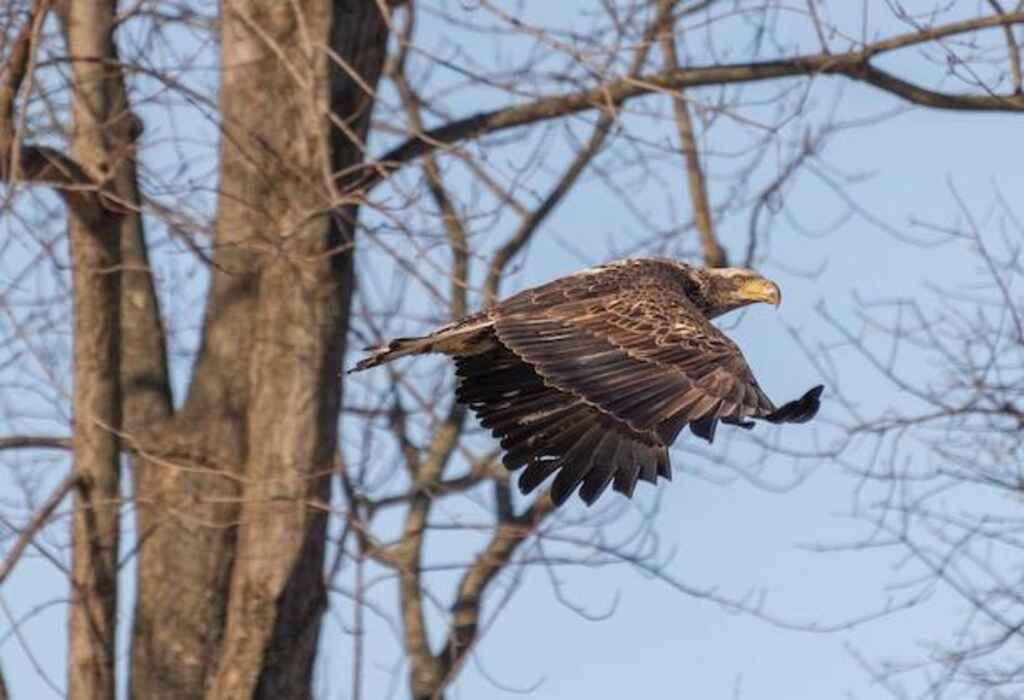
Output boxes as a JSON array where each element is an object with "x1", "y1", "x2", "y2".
[
  {"x1": 1, "y1": 1, "x2": 1023, "y2": 699},
  {"x1": 808, "y1": 184, "x2": 1024, "y2": 700}
]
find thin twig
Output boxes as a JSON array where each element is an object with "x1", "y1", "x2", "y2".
[
  {"x1": 389, "y1": 3, "x2": 470, "y2": 318},
  {"x1": 349, "y1": 11, "x2": 1024, "y2": 196},
  {"x1": 0, "y1": 474, "x2": 79, "y2": 586}
]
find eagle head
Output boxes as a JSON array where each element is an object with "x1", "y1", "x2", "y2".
[{"x1": 691, "y1": 266, "x2": 781, "y2": 318}]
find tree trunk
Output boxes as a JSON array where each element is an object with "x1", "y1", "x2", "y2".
[
  {"x1": 128, "y1": 1, "x2": 390, "y2": 697},
  {"x1": 207, "y1": 2, "x2": 388, "y2": 695},
  {"x1": 61, "y1": 1, "x2": 125, "y2": 697},
  {"x1": 127, "y1": 0, "x2": 266, "y2": 686}
]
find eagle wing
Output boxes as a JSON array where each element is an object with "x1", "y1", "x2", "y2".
[
  {"x1": 455, "y1": 347, "x2": 671, "y2": 506},
  {"x1": 491, "y1": 261, "x2": 779, "y2": 445}
]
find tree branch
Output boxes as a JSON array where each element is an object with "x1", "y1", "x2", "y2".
[
  {"x1": 348, "y1": 12, "x2": 1024, "y2": 196},
  {"x1": 658, "y1": 0, "x2": 726, "y2": 267},
  {"x1": 398, "y1": 491, "x2": 442, "y2": 698},
  {"x1": 364, "y1": 452, "x2": 503, "y2": 513},
  {"x1": 0, "y1": 474, "x2": 79, "y2": 586},
  {"x1": 435, "y1": 497, "x2": 556, "y2": 691},
  {"x1": 0, "y1": 435, "x2": 73, "y2": 451},
  {"x1": 859, "y1": 61, "x2": 1024, "y2": 108},
  {"x1": 390, "y1": 4, "x2": 470, "y2": 319},
  {"x1": 60, "y1": 2, "x2": 127, "y2": 697},
  {"x1": 988, "y1": 0, "x2": 1024, "y2": 93},
  {"x1": 482, "y1": 115, "x2": 614, "y2": 305},
  {"x1": 0, "y1": 2, "x2": 120, "y2": 225},
  {"x1": 0, "y1": 0, "x2": 48, "y2": 142},
  {"x1": 482, "y1": 0, "x2": 671, "y2": 303}
]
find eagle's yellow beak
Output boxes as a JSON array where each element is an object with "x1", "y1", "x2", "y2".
[{"x1": 738, "y1": 278, "x2": 781, "y2": 307}]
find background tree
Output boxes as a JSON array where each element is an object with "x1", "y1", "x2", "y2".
[
  {"x1": 1, "y1": 1, "x2": 1023, "y2": 699},
  {"x1": 812, "y1": 188, "x2": 1024, "y2": 700}
]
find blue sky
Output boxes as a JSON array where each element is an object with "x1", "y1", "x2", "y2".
[{"x1": 2, "y1": 3, "x2": 1023, "y2": 699}]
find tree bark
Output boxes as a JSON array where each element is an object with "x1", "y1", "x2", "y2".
[
  {"x1": 126, "y1": 0, "x2": 264, "y2": 686},
  {"x1": 198, "y1": 2, "x2": 388, "y2": 697},
  {"x1": 60, "y1": 1, "x2": 125, "y2": 697}
]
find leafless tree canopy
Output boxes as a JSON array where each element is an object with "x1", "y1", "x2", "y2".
[
  {"x1": 810, "y1": 187, "x2": 1024, "y2": 700},
  {"x1": 1, "y1": 1, "x2": 1023, "y2": 698}
]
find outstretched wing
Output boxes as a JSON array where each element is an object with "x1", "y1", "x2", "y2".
[{"x1": 491, "y1": 260, "x2": 780, "y2": 445}]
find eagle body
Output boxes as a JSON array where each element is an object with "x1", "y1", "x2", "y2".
[{"x1": 351, "y1": 259, "x2": 822, "y2": 506}]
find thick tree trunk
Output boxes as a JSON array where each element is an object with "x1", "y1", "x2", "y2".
[
  {"x1": 127, "y1": 0, "x2": 266, "y2": 687},
  {"x1": 206, "y1": 2, "x2": 388, "y2": 696},
  {"x1": 128, "y1": 1, "x2": 388, "y2": 697}
]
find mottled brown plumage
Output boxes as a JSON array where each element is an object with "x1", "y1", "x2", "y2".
[{"x1": 350, "y1": 259, "x2": 822, "y2": 506}]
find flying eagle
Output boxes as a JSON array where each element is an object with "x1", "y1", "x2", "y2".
[{"x1": 350, "y1": 259, "x2": 822, "y2": 506}]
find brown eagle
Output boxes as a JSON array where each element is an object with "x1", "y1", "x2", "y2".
[{"x1": 350, "y1": 259, "x2": 822, "y2": 506}]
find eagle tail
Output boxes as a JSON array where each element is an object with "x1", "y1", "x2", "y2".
[
  {"x1": 347, "y1": 336, "x2": 435, "y2": 373},
  {"x1": 348, "y1": 313, "x2": 496, "y2": 374}
]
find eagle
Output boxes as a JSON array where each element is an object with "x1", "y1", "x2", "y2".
[{"x1": 350, "y1": 259, "x2": 822, "y2": 506}]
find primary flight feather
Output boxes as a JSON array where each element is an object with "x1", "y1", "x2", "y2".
[{"x1": 349, "y1": 258, "x2": 823, "y2": 506}]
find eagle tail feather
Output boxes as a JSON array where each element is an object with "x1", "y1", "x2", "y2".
[
  {"x1": 347, "y1": 336, "x2": 434, "y2": 373},
  {"x1": 349, "y1": 314, "x2": 496, "y2": 373}
]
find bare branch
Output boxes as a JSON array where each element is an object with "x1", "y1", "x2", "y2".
[
  {"x1": 390, "y1": 4, "x2": 470, "y2": 319},
  {"x1": 483, "y1": 115, "x2": 614, "y2": 305},
  {"x1": 806, "y1": 0, "x2": 832, "y2": 54},
  {"x1": 0, "y1": 474, "x2": 78, "y2": 586},
  {"x1": 858, "y1": 61, "x2": 1024, "y2": 110},
  {"x1": 658, "y1": 0, "x2": 726, "y2": 267},
  {"x1": 987, "y1": 0, "x2": 1023, "y2": 93},
  {"x1": 483, "y1": 0, "x2": 673, "y2": 302},
  {"x1": 0, "y1": 0, "x2": 49, "y2": 143},
  {"x1": 0, "y1": 2, "x2": 116, "y2": 224},
  {"x1": 0, "y1": 435, "x2": 72, "y2": 452},
  {"x1": 351, "y1": 12, "x2": 1024, "y2": 195},
  {"x1": 435, "y1": 497, "x2": 556, "y2": 690},
  {"x1": 744, "y1": 132, "x2": 819, "y2": 266},
  {"x1": 398, "y1": 495, "x2": 442, "y2": 699}
]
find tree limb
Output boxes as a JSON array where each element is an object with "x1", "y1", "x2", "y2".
[
  {"x1": 0, "y1": 2, "x2": 115, "y2": 225},
  {"x1": 0, "y1": 0, "x2": 48, "y2": 143},
  {"x1": 0, "y1": 435, "x2": 73, "y2": 451},
  {"x1": 60, "y1": 2, "x2": 128, "y2": 697},
  {"x1": 0, "y1": 474, "x2": 79, "y2": 586},
  {"x1": 434, "y1": 497, "x2": 556, "y2": 692},
  {"x1": 658, "y1": 0, "x2": 727, "y2": 267},
  {"x1": 988, "y1": 0, "x2": 1024, "y2": 93},
  {"x1": 349, "y1": 12, "x2": 1024, "y2": 196},
  {"x1": 482, "y1": 0, "x2": 672, "y2": 303},
  {"x1": 390, "y1": 4, "x2": 470, "y2": 319}
]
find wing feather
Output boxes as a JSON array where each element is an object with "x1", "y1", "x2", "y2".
[
  {"x1": 549, "y1": 424, "x2": 605, "y2": 505},
  {"x1": 455, "y1": 345, "x2": 672, "y2": 504},
  {"x1": 577, "y1": 432, "x2": 620, "y2": 505},
  {"x1": 611, "y1": 442, "x2": 643, "y2": 498}
]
